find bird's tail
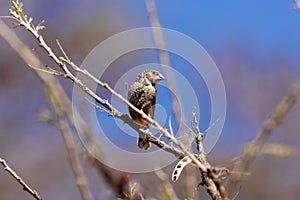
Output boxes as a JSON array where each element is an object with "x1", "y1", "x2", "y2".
[{"x1": 138, "y1": 131, "x2": 151, "y2": 150}]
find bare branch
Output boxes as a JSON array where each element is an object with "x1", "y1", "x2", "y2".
[
  {"x1": 195, "y1": 123, "x2": 228, "y2": 200},
  {"x1": 228, "y1": 82, "x2": 300, "y2": 192},
  {"x1": 46, "y1": 86, "x2": 93, "y2": 200},
  {"x1": 0, "y1": 158, "x2": 42, "y2": 200}
]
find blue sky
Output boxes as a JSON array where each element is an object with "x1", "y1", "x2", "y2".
[{"x1": 154, "y1": 1, "x2": 300, "y2": 59}]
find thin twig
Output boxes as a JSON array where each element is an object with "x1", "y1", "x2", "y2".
[
  {"x1": 0, "y1": 158, "x2": 42, "y2": 200},
  {"x1": 28, "y1": 64, "x2": 65, "y2": 76}
]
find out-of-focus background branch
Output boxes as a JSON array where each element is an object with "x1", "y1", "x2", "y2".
[
  {"x1": 1, "y1": 0, "x2": 300, "y2": 199},
  {"x1": 228, "y1": 83, "x2": 300, "y2": 193}
]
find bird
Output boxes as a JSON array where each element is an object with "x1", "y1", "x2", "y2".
[{"x1": 127, "y1": 69, "x2": 165, "y2": 150}]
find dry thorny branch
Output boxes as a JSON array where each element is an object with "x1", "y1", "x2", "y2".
[
  {"x1": 0, "y1": 158, "x2": 42, "y2": 200},
  {"x1": 1, "y1": 0, "x2": 300, "y2": 200}
]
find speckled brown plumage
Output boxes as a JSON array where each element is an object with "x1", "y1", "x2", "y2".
[{"x1": 127, "y1": 70, "x2": 164, "y2": 150}]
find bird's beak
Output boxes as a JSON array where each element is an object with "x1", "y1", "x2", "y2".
[{"x1": 158, "y1": 73, "x2": 165, "y2": 81}]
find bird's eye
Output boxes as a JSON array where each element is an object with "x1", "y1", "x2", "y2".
[{"x1": 146, "y1": 73, "x2": 152, "y2": 81}]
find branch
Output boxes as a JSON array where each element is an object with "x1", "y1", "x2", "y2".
[
  {"x1": 0, "y1": 158, "x2": 42, "y2": 200},
  {"x1": 193, "y1": 113, "x2": 228, "y2": 200},
  {"x1": 171, "y1": 112, "x2": 228, "y2": 200},
  {"x1": 228, "y1": 82, "x2": 300, "y2": 192},
  {"x1": 46, "y1": 86, "x2": 93, "y2": 200}
]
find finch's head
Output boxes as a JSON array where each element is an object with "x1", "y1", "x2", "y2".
[{"x1": 137, "y1": 69, "x2": 165, "y2": 85}]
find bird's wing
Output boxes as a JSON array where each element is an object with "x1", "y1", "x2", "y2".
[
  {"x1": 128, "y1": 82, "x2": 156, "y2": 117},
  {"x1": 128, "y1": 82, "x2": 144, "y2": 109}
]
